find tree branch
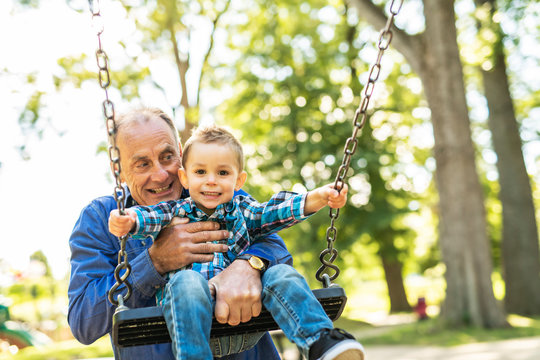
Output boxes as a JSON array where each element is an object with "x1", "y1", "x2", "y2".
[
  {"x1": 170, "y1": 25, "x2": 190, "y2": 111},
  {"x1": 346, "y1": 0, "x2": 424, "y2": 74},
  {"x1": 196, "y1": 0, "x2": 232, "y2": 105}
]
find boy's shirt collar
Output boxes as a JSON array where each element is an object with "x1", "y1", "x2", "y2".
[{"x1": 184, "y1": 197, "x2": 238, "y2": 219}]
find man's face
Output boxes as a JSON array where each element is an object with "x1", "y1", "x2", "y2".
[
  {"x1": 179, "y1": 142, "x2": 246, "y2": 215},
  {"x1": 117, "y1": 118, "x2": 182, "y2": 206}
]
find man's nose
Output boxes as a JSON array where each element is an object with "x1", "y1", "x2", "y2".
[{"x1": 151, "y1": 164, "x2": 169, "y2": 182}]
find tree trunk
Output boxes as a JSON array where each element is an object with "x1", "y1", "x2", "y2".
[
  {"x1": 169, "y1": 25, "x2": 194, "y2": 143},
  {"x1": 348, "y1": 0, "x2": 508, "y2": 327},
  {"x1": 381, "y1": 257, "x2": 412, "y2": 312},
  {"x1": 475, "y1": 0, "x2": 540, "y2": 315},
  {"x1": 420, "y1": 0, "x2": 506, "y2": 328}
]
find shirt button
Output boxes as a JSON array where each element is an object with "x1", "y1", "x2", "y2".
[{"x1": 141, "y1": 240, "x2": 146, "y2": 246}]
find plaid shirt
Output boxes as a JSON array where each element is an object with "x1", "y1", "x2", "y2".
[{"x1": 129, "y1": 191, "x2": 309, "y2": 283}]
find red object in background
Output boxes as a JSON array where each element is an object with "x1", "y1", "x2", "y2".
[{"x1": 414, "y1": 297, "x2": 428, "y2": 320}]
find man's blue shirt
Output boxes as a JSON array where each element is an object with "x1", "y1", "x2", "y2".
[{"x1": 68, "y1": 188, "x2": 292, "y2": 359}]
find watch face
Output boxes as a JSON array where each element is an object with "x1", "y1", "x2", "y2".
[{"x1": 249, "y1": 256, "x2": 265, "y2": 270}]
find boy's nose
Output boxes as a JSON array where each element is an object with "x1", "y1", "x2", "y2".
[{"x1": 206, "y1": 174, "x2": 216, "y2": 184}]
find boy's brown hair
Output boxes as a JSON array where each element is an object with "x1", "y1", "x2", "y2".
[{"x1": 182, "y1": 125, "x2": 244, "y2": 171}]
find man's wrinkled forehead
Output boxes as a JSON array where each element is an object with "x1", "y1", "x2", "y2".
[{"x1": 130, "y1": 142, "x2": 178, "y2": 162}]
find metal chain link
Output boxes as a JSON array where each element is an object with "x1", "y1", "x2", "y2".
[
  {"x1": 89, "y1": 0, "x2": 132, "y2": 306},
  {"x1": 316, "y1": 0, "x2": 403, "y2": 285}
]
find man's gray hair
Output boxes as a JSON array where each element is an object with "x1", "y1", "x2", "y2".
[{"x1": 116, "y1": 107, "x2": 180, "y2": 146}]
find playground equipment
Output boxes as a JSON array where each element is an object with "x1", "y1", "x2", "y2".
[
  {"x1": 87, "y1": 0, "x2": 402, "y2": 348},
  {"x1": 0, "y1": 301, "x2": 51, "y2": 353}
]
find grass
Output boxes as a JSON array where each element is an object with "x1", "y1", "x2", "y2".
[
  {"x1": 3, "y1": 315, "x2": 540, "y2": 359},
  {"x1": 0, "y1": 336, "x2": 113, "y2": 360},
  {"x1": 341, "y1": 314, "x2": 540, "y2": 347}
]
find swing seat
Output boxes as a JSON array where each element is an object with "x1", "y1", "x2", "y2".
[{"x1": 112, "y1": 286, "x2": 347, "y2": 348}]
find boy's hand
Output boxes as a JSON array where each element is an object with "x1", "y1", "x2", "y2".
[
  {"x1": 322, "y1": 183, "x2": 348, "y2": 208},
  {"x1": 305, "y1": 183, "x2": 349, "y2": 215},
  {"x1": 108, "y1": 208, "x2": 137, "y2": 237}
]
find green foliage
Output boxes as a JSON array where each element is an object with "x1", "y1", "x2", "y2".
[
  {"x1": 18, "y1": 91, "x2": 43, "y2": 134},
  {"x1": 214, "y1": 0, "x2": 430, "y2": 286},
  {"x1": 29, "y1": 251, "x2": 52, "y2": 278},
  {"x1": 7, "y1": 0, "x2": 537, "y2": 320},
  {"x1": 5, "y1": 278, "x2": 62, "y2": 310},
  {"x1": 12, "y1": 0, "x2": 40, "y2": 9}
]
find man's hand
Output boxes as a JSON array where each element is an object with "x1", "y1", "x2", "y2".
[
  {"x1": 209, "y1": 259, "x2": 263, "y2": 326},
  {"x1": 148, "y1": 218, "x2": 229, "y2": 275}
]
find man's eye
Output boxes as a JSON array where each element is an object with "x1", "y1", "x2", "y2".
[{"x1": 136, "y1": 162, "x2": 149, "y2": 168}]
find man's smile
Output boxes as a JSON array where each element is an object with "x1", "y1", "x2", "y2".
[{"x1": 148, "y1": 183, "x2": 172, "y2": 194}]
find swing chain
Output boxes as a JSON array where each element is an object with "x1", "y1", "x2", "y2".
[
  {"x1": 89, "y1": 0, "x2": 132, "y2": 306},
  {"x1": 316, "y1": 0, "x2": 403, "y2": 286}
]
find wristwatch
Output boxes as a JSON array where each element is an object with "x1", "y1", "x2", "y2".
[{"x1": 237, "y1": 254, "x2": 268, "y2": 273}]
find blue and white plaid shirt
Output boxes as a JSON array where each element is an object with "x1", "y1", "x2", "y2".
[{"x1": 129, "y1": 191, "x2": 309, "y2": 283}]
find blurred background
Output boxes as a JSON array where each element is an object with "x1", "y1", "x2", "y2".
[{"x1": 1, "y1": 0, "x2": 539, "y2": 358}]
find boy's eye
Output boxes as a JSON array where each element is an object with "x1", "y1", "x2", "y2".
[
  {"x1": 218, "y1": 170, "x2": 229, "y2": 176},
  {"x1": 195, "y1": 169, "x2": 205, "y2": 174}
]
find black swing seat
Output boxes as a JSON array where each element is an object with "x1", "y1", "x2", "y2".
[{"x1": 112, "y1": 286, "x2": 347, "y2": 348}]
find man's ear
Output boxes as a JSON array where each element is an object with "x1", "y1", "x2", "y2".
[
  {"x1": 179, "y1": 168, "x2": 189, "y2": 189},
  {"x1": 235, "y1": 171, "x2": 247, "y2": 191}
]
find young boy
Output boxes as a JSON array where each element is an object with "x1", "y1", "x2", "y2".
[{"x1": 109, "y1": 125, "x2": 365, "y2": 360}]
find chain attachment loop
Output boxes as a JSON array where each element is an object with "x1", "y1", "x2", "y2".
[
  {"x1": 316, "y1": 0, "x2": 402, "y2": 286},
  {"x1": 88, "y1": 0, "x2": 132, "y2": 306}
]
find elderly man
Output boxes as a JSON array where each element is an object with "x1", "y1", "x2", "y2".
[{"x1": 68, "y1": 108, "x2": 291, "y2": 359}]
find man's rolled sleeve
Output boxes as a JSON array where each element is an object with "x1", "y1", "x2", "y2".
[
  {"x1": 128, "y1": 247, "x2": 167, "y2": 297},
  {"x1": 242, "y1": 233, "x2": 293, "y2": 267}
]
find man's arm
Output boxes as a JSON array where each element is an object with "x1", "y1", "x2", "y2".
[
  {"x1": 68, "y1": 198, "x2": 166, "y2": 344},
  {"x1": 210, "y1": 232, "x2": 292, "y2": 325},
  {"x1": 68, "y1": 198, "x2": 231, "y2": 343}
]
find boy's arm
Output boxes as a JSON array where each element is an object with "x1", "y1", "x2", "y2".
[
  {"x1": 130, "y1": 200, "x2": 184, "y2": 239},
  {"x1": 242, "y1": 183, "x2": 348, "y2": 240},
  {"x1": 241, "y1": 192, "x2": 309, "y2": 240}
]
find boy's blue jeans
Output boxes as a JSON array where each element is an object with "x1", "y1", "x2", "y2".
[{"x1": 161, "y1": 264, "x2": 334, "y2": 359}]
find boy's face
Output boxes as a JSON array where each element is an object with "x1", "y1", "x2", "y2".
[{"x1": 179, "y1": 142, "x2": 247, "y2": 215}]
